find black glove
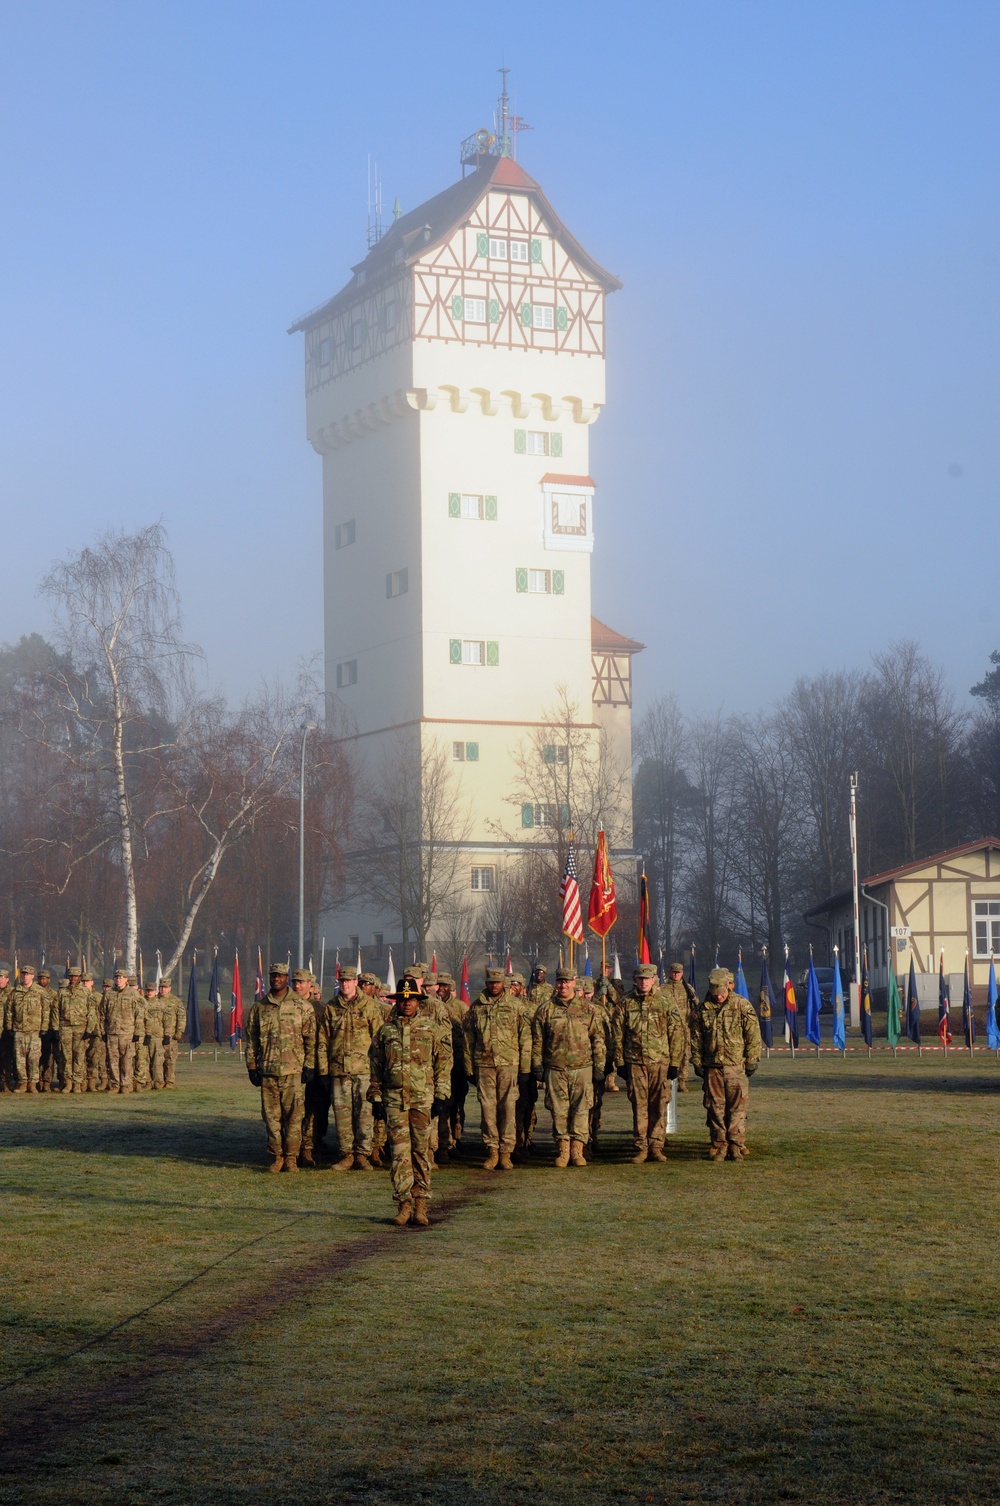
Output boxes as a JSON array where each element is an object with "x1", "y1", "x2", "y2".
[
  {"x1": 517, "y1": 1072, "x2": 533, "y2": 1090},
  {"x1": 592, "y1": 1073, "x2": 604, "y2": 1089},
  {"x1": 745, "y1": 1063, "x2": 757, "y2": 1077},
  {"x1": 247, "y1": 1068, "x2": 262, "y2": 1087},
  {"x1": 83, "y1": 1032, "x2": 94, "y2": 1041},
  {"x1": 693, "y1": 1065, "x2": 703, "y2": 1078},
  {"x1": 301, "y1": 1067, "x2": 315, "y2": 1083},
  {"x1": 667, "y1": 1065, "x2": 678, "y2": 1081},
  {"x1": 619, "y1": 1062, "x2": 631, "y2": 1085},
  {"x1": 431, "y1": 1097, "x2": 449, "y2": 1118},
  {"x1": 144, "y1": 1035, "x2": 152, "y2": 1048},
  {"x1": 533, "y1": 1071, "x2": 544, "y2": 1085},
  {"x1": 162, "y1": 1035, "x2": 170, "y2": 1046},
  {"x1": 101, "y1": 1032, "x2": 108, "y2": 1042},
  {"x1": 371, "y1": 1100, "x2": 386, "y2": 1121},
  {"x1": 132, "y1": 1035, "x2": 141, "y2": 1044}
]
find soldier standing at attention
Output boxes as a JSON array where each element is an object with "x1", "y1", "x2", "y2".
[
  {"x1": 158, "y1": 978, "x2": 183, "y2": 1088},
  {"x1": 296, "y1": 972, "x2": 327, "y2": 1167},
  {"x1": 531, "y1": 968, "x2": 605, "y2": 1168},
  {"x1": 245, "y1": 961, "x2": 316, "y2": 1173},
  {"x1": 359, "y1": 973, "x2": 390, "y2": 1165},
  {"x1": 37, "y1": 968, "x2": 60, "y2": 1092},
  {"x1": 8, "y1": 963, "x2": 48, "y2": 1093},
  {"x1": 91, "y1": 979, "x2": 113, "y2": 1091},
  {"x1": 409, "y1": 968, "x2": 453, "y2": 1163},
  {"x1": 141, "y1": 980, "x2": 168, "y2": 1090},
  {"x1": 0, "y1": 963, "x2": 13, "y2": 1091},
  {"x1": 435, "y1": 972, "x2": 469, "y2": 1154},
  {"x1": 368, "y1": 975, "x2": 451, "y2": 1227},
  {"x1": 57, "y1": 965, "x2": 98, "y2": 1093},
  {"x1": 584, "y1": 975, "x2": 615, "y2": 1156},
  {"x1": 614, "y1": 964, "x2": 686, "y2": 1164},
  {"x1": 527, "y1": 964, "x2": 552, "y2": 1009},
  {"x1": 463, "y1": 967, "x2": 531, "y2": 1170},
  {"x1": 318, "y1": 966, "x2": 383, "y2": 1172},
  {"x1": 666, "y1": 961, "x2": 699, "y2": 1091},
  {"x1": 104, "y1": 967, "x2": 141, "y2": 1093},
  {"x1": 690, "y1": 967, "x2": 763, "y2": 1161}
]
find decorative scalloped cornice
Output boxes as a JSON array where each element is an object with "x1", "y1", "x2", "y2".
[{"x1": 310, "y1": 386, "x2": 601, "y2": 453}]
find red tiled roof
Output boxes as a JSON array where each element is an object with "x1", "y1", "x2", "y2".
[
  {"x1": 591, "y1": 616, "x2": 645, "y2": 655},
  {"x1": 541, "y1": 473, "x2": 595, "y2": 487},
  {"x1": 863, "y1": 837, "x2": 1000, "y2": 888}
]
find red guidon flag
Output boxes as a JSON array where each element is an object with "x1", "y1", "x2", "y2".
[
  {"x1": 560, "y1": 839, "x2": 585, "y2": 944},
  {"x1": 587, "y1": 828, "x2": 618, "y2": 938},
  {"x1": 637, "y1": 872, "x2": 652, "y2": 964}
]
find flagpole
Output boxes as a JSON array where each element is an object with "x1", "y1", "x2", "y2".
[{"x1": 319, "y1": 936, "x2": 326, "y2": 996}]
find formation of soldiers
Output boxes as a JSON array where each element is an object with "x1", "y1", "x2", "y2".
[
  {"x1": 244, "y1": 955, "x2": 763, "y2": 1228},
  {"x1": 0, "y1": 962, "x2": 187, "y2": 1094}
]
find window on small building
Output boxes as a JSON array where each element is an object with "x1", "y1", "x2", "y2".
[
  {"x1": 527, "y1": 431, "x2": 549, "y2": 456},
  {"x1": 373, "y1": 933, "x2": 384, "y2": 957},
  {"x1": 489, "y1": 237, "x2": 507, "y2": 260},
  {"x1": 509, "y1": 239, "x2": 529, "y2": 262},
  {"x1": 386, "y1": 568, "x2": 409, "y2": 598},
  {"x1": 471, "y1": 866, "x2": 495, "y2": 892},
  {"x1": 973, "y1": 900, "x2": 1000, "y2": 957},
  {"x1": 336, "y1": 659, "x2": 357, "y2": 688},
  {"x1": 464, "y1": 296, "x2": 486, "y2": 323},
  {"x1": 453, "y1": 741, "x2": 480, "y2": 762},
  {"x1": 335, "y1": 519, "x2": 355, "y2": 549}
]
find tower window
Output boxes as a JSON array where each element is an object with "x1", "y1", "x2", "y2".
[
  {"x1": 509, "y1": 240, "x2": 529, "y2": 263},
  {"x1": 462, "y1": 493, "x2": 484, "y2": 519},
  {"x1": 489, "y1": 238, "x2": 508, "y2": 260},
  {"x1": 464, "y1": 297, "x2": 486, "y2": 323},
  {"x1": 450, "y1": 640, "x2": 499, "y2": 667},
  {"x1": 552, "y1": 494, "x2": 587, "y2": 535},
  {"x1": 533, "y1": 304, "x2": 555, "y2": 330},
  {"x1": 453, "y1": 742, "x2": 465, "y2": 761},
  {"x1": 386, "y1": 568, "x2": 409, "y2": 598},
  {"x1": 350, "y1": 320, "x2": 366, "y2": 350},
  {"x1": 527, "y1": 431, "x2": 549, "y2": 456},
  {"x1": 335, "y1": 520, "x2": 356, "y2": 549},
  {"x1": 454, "y1": 741, "x2": 480, "y2": 762},
  {"x1": 471, "y1": 866, "x2": 495, "y2": 892},
  {"x1": 529, "y1": 569, "x2": 551, "y2": 594},
  {"x1": 543, "y1": 744, "x2": 569, "y2": 765},
  {"x1": 336, "y1": 659, "x2": 358, "y2": 688},
  {"x1": 462, "y1": 641, "x2": 484, "y2": 666},
  {"x1": 382, "y1": 300, "x2": 398, "y2": 331}
]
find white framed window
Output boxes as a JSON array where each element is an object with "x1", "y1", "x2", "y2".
[
  {"x1": 350, "y1": 320, "x2": 365, "y2": 349},
  {"x1": 489, "y1": 237, "x2": 507, "y2": 260},
  {"x1": 509, "y1": 239, "x2": 529, "y2": 262},
  {"x1": 335, "y1": 520, "x2": 355, "y2": 549},
  {"x1": 313, "y1": 336, "x2": 333, "y2": 369},
  {"x1": 471, "y1": 866, "x2": 495, "y2": 892},
  {"x1": 464, "y1": 296, "x2": 486, "y2": 323},
  {"x1": 453, "y1": 741, "x2": 480, "y2": 761},
  {"x1": 453, "y1": 742, "x2": 465, "y2": 761},
  {"x1": 382, "y1": 300, "x2": 398, "y2": 330},
  {"x1": 336, "y1": 659, "x2": 357, "y2": 688},
  {"x1": 533, "y1": 303, "x2": 555, "y2": 330},
  {"x1": 386, "y1": 568, "x2": 408, "y2": 598},
  {"x1": 973, "y1": 900, "x2": 1000, "y2": 957},
  {"x1": 461, "y1": 493, "x2": 484, "y2": 519},
  {"x1": 552, "y1": 493, "x2": 587, "y2": 535},
  {"x1": 528, "y1": 569, "x2": 551, "y2": 594},
  {"x1": 462, "y1": 640, "x2": 485, "y2": 666},
  {"x1": 534, "y1": 803, "x2": 557, "y2": 828},
  {"x1": 543, "y1": 744, "x2": 568, "y2": 765},
  {"x1": 527, "y1": 431, "x2": 549, "y2": 456}
]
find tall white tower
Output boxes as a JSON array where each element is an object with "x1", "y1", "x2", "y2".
[{"x1": 291, "y1": 114, "x2": 641, "y2": 963}]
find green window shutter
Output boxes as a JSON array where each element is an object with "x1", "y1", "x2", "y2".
[
  {"x1": 530, "y1": 239, "x2": 542, "y2": 263},
  {"x1": 514, "y1": 428, "x2": 526, "y2": 454},
  {"x1": 486, "y1": 640, "x2": 499, "y2": 667},
  {"x1": 516, "y1": 567, "x2": 528, "y2": 593},
  {"x1": 556, "y1": 306, "x2": 568, "y2": 331},
  {"x1": 466, "y1": 742, "x2": 479, "y2": 762},
  {"x1": 484, "y1": 495, "x2": 497, "y2": 521},
  {"x1": 448, "y1": 492, "x2": 461, "y2": 517},
  {"x1": 449, "y1": 639, "x2": 462, "y2": 665},
  {"x1": 552, "y1": 569, "x2": 565, "y2": 595},
  {"x1": 477, "y1": 232, "x2": 489, "y2": 258},
  {"x1": 543, "y1": 744, "x2": 556, "y2": 764},
  {"x1": 488, "y1": 297, "x2": 500, "y2": 322},
  {"x1": 551, "y1": 433, "x2": 563, "y2": 458},
  {"x1": 559, "y1": 802, "x2": 570, "y2": 826},
  {"x1": 520, "y1": 303, "x2": 532, "y2": 327},
  {"x1": 451, "y1": 295, "x2": 464, "y2": 320},
  {"x1": 521, "y1": 803, "x2": 535, "y2": 829}
]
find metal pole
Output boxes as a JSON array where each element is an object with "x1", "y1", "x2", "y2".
[
  {"x1": 849, "y1": 773, "x2": 862, "y2": 1028},
  {"x1": 298, "y1": 722, "x2": 317, "y2": 970}
]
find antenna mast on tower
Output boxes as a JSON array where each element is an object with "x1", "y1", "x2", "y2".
[{"x1": 366, "y1": 155, "x2": 383, "y2": 247}]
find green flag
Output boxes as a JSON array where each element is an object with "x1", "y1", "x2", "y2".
[{"x1": 887, "y1": 967, "x2": 902, "y2": 1047}]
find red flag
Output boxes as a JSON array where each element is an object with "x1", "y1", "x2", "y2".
[
  {"x1": 560, "y1": 839, "x2": 584, "y2": 943},
  {"x1": 505, "y1": 947, "x2": 513, "y2": 976},
  {"x1": 587, "y1": 828, "x2": 618, "y2": 938},
  {"x1": 255, "y1": 946, "x2": 264, "y2": 1001},
  {"x1": 230, "y1": 952, "x2": 243, "y2": 1047},
  {"x1": 459, "y1": 954, "x2": 471, "y2": 1006},
  {"x1": 431, "y1": 950, "x2": 438, "y2": 973},
  {"x1": 637, "y1": 872, "x2": 651, "y2": 964}
]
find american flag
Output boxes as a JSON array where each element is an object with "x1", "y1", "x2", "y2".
[{"x1": 560, "y1": 840, "x2": 584, "y2": 943}]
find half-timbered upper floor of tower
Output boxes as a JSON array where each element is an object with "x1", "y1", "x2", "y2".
[{"x1": 290, "y1": 156, "x2": 621, "y2": 393}]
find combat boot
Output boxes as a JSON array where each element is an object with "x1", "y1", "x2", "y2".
[
  {"x1": 300, "y1": 1149, "x2": 316, "y2": 1167},
  {"x1": 737, "y1": 1145, "x2": 750, "y2": 1159},
  {"x1": 61, "y1": 1084, "x2": 72, "y2": 1094},
  {"x1": 15, "y1": 1083, "x2": 27, "y2": 1094},
  {"x1": 709, "y1": 1142, "x2": 727, "y2": 1161},
  {"x1": 483, "y1": 1148, "x2": 499, "y2": 1170},
  {"x1": 630, "y1": 1146, "x2": 648, "y2": 1165},
  {"x1": 498, "y1": 1151, "x2": 514, "y2": 1171},
  {"x1": 331, "y1": 1153, "x2": 354, "y2": 1171},
  {"x1": 283, "y1": 1156, "x2": 299, "y2": 1173},
  {"x1": 354, "y1": 1154, "x2": 373, "y2": 1171},
  {"x1": 649, "y1": 1146, "x2": 667, "y2": 1163},
  {"x1": 569, "y1": 1140, "x2": 588, "y2": 1167},
  {"x1": 412, "y1": 1197, "x2": 429, "y2": 1227},
  {"x1": 266, "y1": 1154, "x2": 283, "y2": 1173},
  {"x1": 727, "y1": 1144, "x2": 743, "y2": 1162},
  {"x1": 26, "y1": 1082, "x2": 36, "y2": 1094},
  {"x1": 436, "y1": 1145, "x2": 450, "y2": 1165},
  {"x1": 393, "y1": 1201, "x2": 412, "y2": 1226},
  {"x1": 554, "y1": 1139, "x2": 571, "y2": 1168}
]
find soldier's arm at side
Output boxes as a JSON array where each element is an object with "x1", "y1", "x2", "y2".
[{"x1": 742, "y1": 1000, "x2": 763, "y2": 1068}]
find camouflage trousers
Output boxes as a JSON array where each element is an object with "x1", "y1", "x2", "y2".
[
  {"x1": 59, "y1": 1028, "x2": 88, "y2": 1087},
  {"x1": 107, "y1": 1034, "x2": 135, "y2": 1091},
  {"x1": 515, "y1": 1073, "x2": 538, "y2": 1148},
  {"x1": 134, "y1": 1040, "x2": 150, "y2": 1090},
  {"x1": 41, "y1": 1032, "x2": 60, "y2": 1089},
  {"x1": 543, "y1": 1066, "x2": 594, "y2": 1143},
  {"x1": 331, "y1": 1073, "x2": 373, "y2": 1156},
  {"x1": 301, "y1": 1074, "x2": 331, "y2": 1156},
  {"x1": 589, "y1": 1077, "x2": 605, "y2": 1145},
  {"x1": 87, "y1": 1033, "x2": 107, "y2": 1089},
  {"x1": 147, "y1": 1036, "x2": 166, "y2": 1088},
  {"x1": 703, "y1": 1065, "x2": 750, "y2": 1148},
  {"x1": 164, "y1": 1039, "x2": 180, "y2": 1087},
  {"x1": 386, "y1": 1099, "x2": 433, "y2": 1206},
  {"x1": 450, "y1": 1071, "x2": 469, "y2": 1145},
  {"x1": 475, "y1": 1065, "x2": 518, "y2": 1152},
  {"x1": 260, "y1": 1074, "x2": 305, "y2": 1158},
  {"x1": 628, "y1": 1062, "x2": 672, "y2": 1150},
  {"x1": 14, "y1": 1031, "x2": 42, "y2": 1087}
]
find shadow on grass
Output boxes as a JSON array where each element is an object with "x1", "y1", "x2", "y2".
[{"x1": 758, "y1": 1070, "x2": 1000, "y2": 1095}]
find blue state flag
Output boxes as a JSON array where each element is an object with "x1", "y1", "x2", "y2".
[
  {"x1": 185, "y1": 954, "x2": 202, "y2": 1050},
  {"x1": 758, "y1": 954, "x2": 775, "y2": 1049},
  {"x1": 583, "y1": 947, "x2": 593, "y2": 979},
  {"x1": 962, "y1": 956, "x2": 975, "y2": 1048},
  {"x1": 735, "y1": 952, "x2": 750, "y2": 1000},
  {"x1": 860, "y1": 947, "x2": 873, "y2": 1048},
  {"x1": 804, "y1": 956, "x2": 822, "y2": 1046},
  {"x1": 906, "y1": 957, "x2": 921, "y2": 1044},
  {"x1": 831, "y1": 953, "x2": 846, "y2": 1050},
  {"x1": 209, "y1": 951, "x2": 223, "y2": 1045},
  {"x1": 986, "y1": 957, "x2": 1000, "y2": 1050}
]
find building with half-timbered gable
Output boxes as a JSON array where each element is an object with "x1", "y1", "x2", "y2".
[{"x1": 290, "y1": 112, "x2": 641, "y2": 964}]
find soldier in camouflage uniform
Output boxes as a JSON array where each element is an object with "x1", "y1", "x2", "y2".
[
  {"x1": 531, "y1": 968, "x2": 605, "y2": 1167},
  {"x1": 359, "y1": 973, "x2": 390, "y2": 1164},
  {"x1": 89, "y1": 978, "x2": 112, "y2": 1090},
  {"x1": 527, "y1": 964, "x2": 553, "y2": 1010},
  {"x1": 317, "y1": 966, "x2": 383, "y2": 1171},
  {"x1": 57, "y1": 965, "x2": 99, "y2": 1092},
  {"x1": 665, "y1": 962, "x2": 700, "y2": 1091},
  {"x1": 368, "y1": 975, "x2": 451, "y2": 1227},
  {"x1": 508, "y1": 973, "x2": 538, "y2": 1156},
  {"x1": 585, "y1": 976, "x2": 615, "y2": 1155},
  {"x1": 690, "y1": 966, "x2": 762, "y2": 1161},
  {"x1": 410, "y1": 968, "x2": 453, "y2": 1163},
  {"x1": 140, "y1": 981, "x2": 169, "y2": 1089},
  {"x1": 8, "y1": 963, "x2": 48, "y2": 1092},
  {"x1": 433, "y1": 972, "x2": 469, "y2": 1153},
  {"x1": 297, "y1": 972, "x2": 329, "y2": 1166},
  {"x1": 463, "y1": 967, "x2": 531, "y2": 1170},
  {"x1": 245, "y1": 961, "x2": 316, "y2": 1172},
  {"x1": 614, "y1": 963, "x2": 687, "y2": 1163},
  {"x1": 157, "y1": 978, "x2": 184, "y2": 1088},
  {"x1": 104, "y1": 967, "x2": 142, "y2": 1092},
  {"x1": 0, "y1": 964, "x2": 13, "y2": 1091},
  {"x1": 132, "y1": 982, "x2": 157, "y2": 1090},
  {"x1": 37, "y1": 968, "x2": 61, "y2": 1092}
]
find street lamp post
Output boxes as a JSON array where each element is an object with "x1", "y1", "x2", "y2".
[{"x1": 298, "y1": 721, "x2": 317, "y2": 969}]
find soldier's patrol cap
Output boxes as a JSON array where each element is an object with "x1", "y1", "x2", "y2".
[
  {"x1": 159, "y1": 977, "x2": 172, "y2": 988},
  {"x1": 411, "y1": 961, "x2": 429, "y2": 976},
  {"x1": 634, "y1": 963, "x2": 659, "y2": 979},
  {"x1": 535, "y1": 964, "x2": 548, "y2": 974},
  {"x1": 339, "y1": 966, "x2": 358, "y2": 981},
  {"x1": 390, "y1": 976, "x2": 426, "y2": 1003},
  {"x1": 669, "y1": 961, "x2": 685, "y2": 972},
  {"x1": 22, "y1": 963, "x2": 36, "y2": 975},
  {"x1": 59, "y1": 979, "x2": 69, "y2": 989},
  {"x1": 82, "y1": 972, "x2": 95, "y2": 983},
  {"x1": 114, "y1": 966, "x2": 128, "y2": 977},
  {"x1": 269, "y1": 961, "x2": 289, "y2": 975},
  {"x1": 144, "y1": 981, "x2": 157, "y2": 992},
  {"x1": 0, "y1": 962, "x2": 9, "y2": 975},
  {"x1": 68, "y1": 963, "x2": 82, "y2": 976},
  {"x1": 436, "y1": 972, "x2": 454, "y2": 987},
  {"x1": 292, "y1": 969, "x2": 313, "y2": 983},
  {"x1": 38, "y1": 968, "x2": 51, "y2": 980},
  {"x1": 555, "y1": 967, "x2": 576, "y2": 982},
  {"x1": 708, "y1": 967, "x2": 730, "y2": 987},
  {"x1": 102, "y1": 978, "x2": 112, "y2": 988},
  {"x1": 485, "y1": 968, "x2": 506, "y2": 983},
  {"x1": 359, "y1": 971, "x2": 379, "y2": 985},
  {"x1": 510, "y1": 972, "x2": 525, "y2": 985},
  {"x1": 128, "y1": 975, "x2": 138, "y2": 987}
]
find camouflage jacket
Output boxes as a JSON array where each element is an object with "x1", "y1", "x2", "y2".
[
  {"x1": 438, "y1": 994, "x2": 470, "y2": 1072},
  {"x1": 532, "y1": 998, "x2": 604, "y2": 1075},
  {"x1": 527, "y1": 981, "x2": 553, "y2": 1010},
  {"x1": 7, "y1": 983, "x2": 49, "y2": 1034},
  {"x1": 141, "y1": 997, "x2": 167, "y2": 1041},
  {"x1": 417, "y1": 998, "x2": 455, "y2": 1070},
  {"x1": 245, "y1": 991, "x2": 316, "y2": 1078},
  {"x1": 318, "y1": 995, "x2": 384, "y2": 1075},
  {"x1": 0, "y1": 983, "x2": 10, "y2": 1028},
  {"x1": 58, "y1": 983, "x2": 98, "y2": 1033},
  {"x1": 613, "y1": 989, "x2": 687, "y2": 1068},
  {"x1": 589, "y1": 996, "x2": 617, "y2": 1071},
  {"x1": 690, "y1": 991, "x2": 762, "y2": 1070},
  {"x1": 463, "y1": 992, "x2": 532, "y2": 1074},
  {"x1": 103, "y1": 988, "x2": 142, "y2": 1037},
  {"x1": 159, "y1": 993, "x2": 186, "y2": 1040},
  {"x1": 368, "y1": 1010, "x2": 451, "y2": 1109}
]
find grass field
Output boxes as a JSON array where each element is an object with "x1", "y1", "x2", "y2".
[{"x1": 2, "y1": 1052, "x2": 1000, "y2": 1505}]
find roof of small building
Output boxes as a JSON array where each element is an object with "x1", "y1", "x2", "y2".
[
  {"x1": 591, "y1": 615, "x2": 645, "y2": 655},
  {"x1": 289, "y1": 154, "x2": 622, "y2": 334},
  {"x1": 804, "y1": 836, "x2": 1000, "y2": 918}
]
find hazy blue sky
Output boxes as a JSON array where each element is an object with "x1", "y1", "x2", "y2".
[{"x1": 1, "y1": 1, "x2": 996, "y2": 717}]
